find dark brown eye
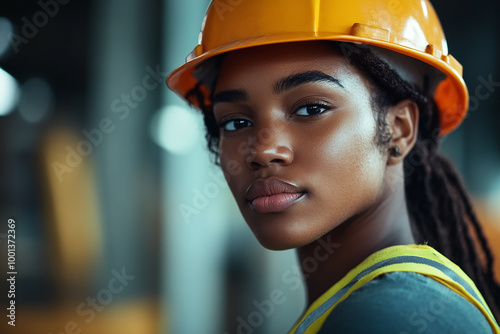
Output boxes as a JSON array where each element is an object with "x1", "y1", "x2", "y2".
[
  {"x1": 295, "y1": 104, "x2": 330, "y2": 116},
  {"x1": 221, "y1": 119, "x2": 252, "y2": 132}
]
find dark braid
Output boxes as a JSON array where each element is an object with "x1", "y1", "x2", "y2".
[{"x1": 185, "y1": 42, "x2": 500, "y2": 320}]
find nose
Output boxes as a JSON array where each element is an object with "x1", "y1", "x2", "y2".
[{"x1": 246, "y1": 128, "x2": 294, "y2": 169}]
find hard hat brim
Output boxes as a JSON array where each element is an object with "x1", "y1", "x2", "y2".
[{"x1": 167, "y1": 33, "x2": 468, "y2": 136}]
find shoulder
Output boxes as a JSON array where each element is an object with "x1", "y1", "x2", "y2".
[{"x1": 318, "y1": 271, "x2": 494, "y2": 334}]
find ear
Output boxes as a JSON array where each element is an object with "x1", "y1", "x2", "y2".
[{"x1": 386, "y1": 99, "x2": 419, "y2": 166}]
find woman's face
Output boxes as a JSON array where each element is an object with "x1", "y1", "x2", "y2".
[{"x1": 213, "y1": 42, "x2": 388, "y2": 250}]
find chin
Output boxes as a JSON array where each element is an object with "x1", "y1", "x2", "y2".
[
  {"x1": 249, "y1": 222, "x2": 316, "y2": 251},
  {"x1": 256, "y1": 237, "x2": 296, "y2": 251}
]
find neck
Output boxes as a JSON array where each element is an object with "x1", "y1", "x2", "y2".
[{"x1": 297, "y1": 166, "x2": 415, "y2": 305}]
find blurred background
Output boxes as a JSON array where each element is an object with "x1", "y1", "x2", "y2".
[{"x1": 0, "y1": 0, "x2": 499, "y2": 333}]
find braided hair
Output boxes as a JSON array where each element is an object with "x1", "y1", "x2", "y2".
[{"x1": 184, "y1": 42, "x2": 500, "y2": 320}]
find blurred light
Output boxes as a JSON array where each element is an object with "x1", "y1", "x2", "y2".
[
  {"x1": 0, "y1": 68, "x2": 20, "y2": 116},
  {"x1": 19, "y1": 78, "x2": 54, "y2": 123},
  {"x1": 0, "y1": 17, "x2": 13, "y2": 57},
  {"x1": 150, "y1": 105, "x2": 201, "y2": 154}
]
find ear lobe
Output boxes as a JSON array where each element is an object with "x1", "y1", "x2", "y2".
[{"x1": 386, "y1": 99, "x2": 419, "y2": 165}]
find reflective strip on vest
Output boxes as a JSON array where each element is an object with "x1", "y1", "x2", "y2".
[{"x1": 290, "y1": 245, "x2": 500, "y2": 334}]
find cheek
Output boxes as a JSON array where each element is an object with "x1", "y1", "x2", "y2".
[
  {"x1": 304, "y1": 111, "x2": 385, "y2": 217},
  {"x1": 218, "y1": 140, "x2": 248, "y2": 197}
]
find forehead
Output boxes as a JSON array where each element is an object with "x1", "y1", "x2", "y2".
[{"x1": 214, "y1": 41, "x2": 366, "y2": 92}]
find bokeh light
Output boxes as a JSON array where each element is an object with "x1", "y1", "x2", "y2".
[
  {"x1": 18, "y1": 77, "x2": 54, "y2": 123},
  {"x1": 150, "y1": 105, "x2": 201, "y2": 154},
  {"x1": 0, "y1": 67, "x2": 20, "y2": 116}
]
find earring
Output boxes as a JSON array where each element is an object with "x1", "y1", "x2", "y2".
[{"x1": 389, "y1": 146, "x2": 402, "y2": 157}]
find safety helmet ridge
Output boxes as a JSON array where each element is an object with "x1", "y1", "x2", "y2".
[{"x1": 167, "y1": 0, "x2": 469, "y2": 136}]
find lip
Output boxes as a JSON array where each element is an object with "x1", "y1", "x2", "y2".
[{"x1": 245, "y1": 178, "x2": 305, "y2": 213}]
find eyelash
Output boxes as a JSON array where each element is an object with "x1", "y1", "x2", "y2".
[
  {"x1": 293, "y1": 102, "x2": 332, "y2": 118},
  {"x1": 218, "y1": 102, "x2": 332, "y2": 132},
  {"x1": 219, "y1": 118, "x2": 252, "y2": 132}
]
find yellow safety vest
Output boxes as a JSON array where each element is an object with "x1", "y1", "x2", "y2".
[{"x1": 289, "y1": 244, "x2": 500, "y2": 334}]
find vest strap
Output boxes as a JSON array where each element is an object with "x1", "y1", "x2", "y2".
[{"x1": 290, "y1": 245, "x2": 499, "y2": 334}]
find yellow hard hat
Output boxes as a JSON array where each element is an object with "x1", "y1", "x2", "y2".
[{"x1": 167, "y1": 0, "x2": 468, "y2": 135}]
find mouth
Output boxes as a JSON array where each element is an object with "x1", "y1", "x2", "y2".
[{"x1": 245, "y1": 178, "x2": 306, "y2": 214}]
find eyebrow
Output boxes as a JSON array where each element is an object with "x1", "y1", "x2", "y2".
[
  {"x1": 274, "y1": 71, "x2": 344, "y2": 94},
  {"x1": 213, "y1": 90, "x2": 248, "y2": 104},
  {"x1": 213, "y1": 71, "x2": 344, "y2": 104}
]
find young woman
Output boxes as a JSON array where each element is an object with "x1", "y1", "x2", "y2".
[{"x1": 167, "y1": 0, "x2": 500, "y2": 332}]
